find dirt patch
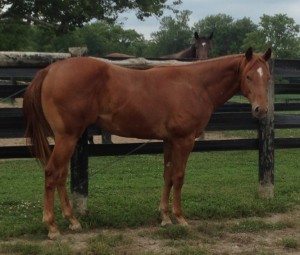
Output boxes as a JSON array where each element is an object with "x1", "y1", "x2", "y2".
[{"x1": 1, "y1": 210, "x2": 300, "y2": 254}]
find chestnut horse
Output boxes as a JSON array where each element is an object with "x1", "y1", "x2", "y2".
[
  {"x1": 161, "y1": 31, "x2": 213, "y2": 60},
  {"x1": 23, "y1": 47, "x2": 271, "y2": 239}
]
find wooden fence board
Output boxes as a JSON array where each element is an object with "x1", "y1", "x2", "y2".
[{"x1": 1, "y1": 137, "x2": 299, "y2": 159}]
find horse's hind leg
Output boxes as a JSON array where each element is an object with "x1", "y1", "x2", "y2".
[
  {"x1": 43, "y1": 134, "x2": 81, "y2": 239},
  {"x1": 57, "y1": 175, "x2": 82, "y2": 231}
]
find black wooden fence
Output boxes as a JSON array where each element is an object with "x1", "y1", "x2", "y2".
[
  {"x1": 0, "y1": 58, "x2": 299, "y2": 151},
  {"x1": 0, "y1": 54, "x2": 299, "y2": 210}
]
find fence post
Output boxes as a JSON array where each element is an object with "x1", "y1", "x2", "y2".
[
  {"x1": 70, "y1": 130, "x2": 89, "y2": 215},
  {"x1": 69, "y1": 47, "x2": 89, "y2": 214},
  {"x1": 258, "y1": 59, "x2": 275, "y2": 198},
  {"x1": 102, "y1": 129, "x2": 112, "y2": 144}
]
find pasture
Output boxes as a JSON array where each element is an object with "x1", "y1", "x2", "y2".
[{"x1": 0, "y1": 149, "x2": 300, "y2": 254}]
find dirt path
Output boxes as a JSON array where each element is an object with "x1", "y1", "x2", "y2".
[{"x1": 1, "y1": 210, "x2": 299, "y2": 254}]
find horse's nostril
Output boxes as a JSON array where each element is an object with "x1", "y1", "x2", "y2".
[{"x1": 255, "y1": 106, "x2": 260, "y2": 113}]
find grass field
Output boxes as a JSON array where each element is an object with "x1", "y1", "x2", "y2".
[{"x1": 0, "y1": 149, "x2": 300, "y2": 254}]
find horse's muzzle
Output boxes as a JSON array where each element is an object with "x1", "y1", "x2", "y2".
[{"x1": 252, "y1": 105, "x2": 268, "y2": 119}]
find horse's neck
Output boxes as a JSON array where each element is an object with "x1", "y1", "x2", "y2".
[
  {"x1": 177, "y1": 46, "x2": 194, "y2": 58},
  {"x1": 195, "y1": 56, "x2": 243, "y2": 109}
]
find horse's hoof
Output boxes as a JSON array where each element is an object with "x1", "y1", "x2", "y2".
[
  {"x1": 176, "y1": 216, "x2": 189, "y2": 227},
  {"x1": 48, "y1": 230, "x2": 61, "y2": 240},
  {"x1": 179, "y1": 222, "x2": 190, "y2": 228},
  {"x1": 69, "y1": 222, "x2": 82, "y2": 231},
  {"x1": 161, "y1": 219, "x2": 173, "y2": 227}
]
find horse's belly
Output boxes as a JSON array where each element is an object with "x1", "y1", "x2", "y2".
[{"x1": 96, "y1": 113, "x2": 166, "y2": 140}]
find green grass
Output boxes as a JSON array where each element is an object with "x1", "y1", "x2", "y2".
[
  {"x1": 0, "y1": 241, "x2": 71, "y2": 255},
  {"x1": 229, "y1": 219, "x2": 289, "y2": 233},
  {"x1": 0, "y1": 149, "x2": 300, "y2": 239},
  {"x1": 281, "y1": 237, "x2": 299, "y2": 249},
  {"x1": 152, "y1": 225, "x2": 192, "y2": 240},
  {"x1": 87, "y1": 234, "x2": 132, "y2": 255}
]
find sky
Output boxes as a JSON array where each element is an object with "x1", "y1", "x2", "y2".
[{"x1": 118, "y1": 0, "x2": 300, "y2": 39}]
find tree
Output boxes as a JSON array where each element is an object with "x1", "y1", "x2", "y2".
[
  {"x1": 31, "y1": 21, "x2": 147, "y2": 55},
  {"x1": 78, "y1": 22, "x2": 146, "y2": 56},
  {"x1": 193, "y1": 14, "x2": 257, "y2": 57},
  {"x1": 0, "y1": 0, "x2": 182, "y2": 34},
  {"x1": 147, "y1": 10, "x2": 193, "y2": 56},
  {"x1": 0, "y1": 21, "x2": 34, "y2": 50},
  {"x1": 243, "y1": 14, "x2": 300, "y2": 58}
]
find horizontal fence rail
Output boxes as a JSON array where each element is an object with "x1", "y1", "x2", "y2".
[{"x1": 1, "y1": 137, "x2": 299, "y2": 159}]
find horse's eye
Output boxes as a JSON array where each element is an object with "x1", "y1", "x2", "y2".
[{"x1": 246, "y1": 75, "x2": 252, "y2": 81}]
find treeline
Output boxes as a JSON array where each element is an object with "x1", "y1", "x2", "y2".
[{"x1": 0, "y1": 11, "x2": 299, "y2": 58}]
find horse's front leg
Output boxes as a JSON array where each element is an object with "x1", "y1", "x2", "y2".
[
  {"x1": 171, "y1": 136, "x2": 195, "y2": 225},
  {"x1": 160, "y1": 136, "x2": 194, "y2": 226},
  {"x1": 160, "y1": 140, "x2": 173, "y2": 226}
]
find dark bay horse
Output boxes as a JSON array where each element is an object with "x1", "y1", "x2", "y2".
[
  {"x1": 23, "y1": 47, "x2": 271, "y2": 239},
  {"x1": 105, "y1": 32, "x2": 213, "y2": 60},
  {"x1": 161, "y1": 32, "x2": 213, "y2": 60}
]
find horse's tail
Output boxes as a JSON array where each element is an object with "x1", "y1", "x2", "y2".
[{"x1": 23, "y1": 67, "x2": 53, "y2": 166}]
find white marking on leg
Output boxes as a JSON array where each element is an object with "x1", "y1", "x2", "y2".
[
  {"x1": 257, "y1": 67, "x2": 263, "y2": 77},
  {"x1": 202, "y1": 42, "x2": 206, "y2": 47}
]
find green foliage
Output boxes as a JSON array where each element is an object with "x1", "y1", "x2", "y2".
[
  {"x1": 0, "y1": 11, "x2": 299, "y2": 58},
  {"x1": 78, "y1": 22, "x2": 146, "y2": 56},
  {"x1": 147, "y1": 10, "x2": 193, "y2": 56},
  {"x1": 243, "y1": 14, "x2": 300, "y2": 57},
  {"x1": 193, "y1": 14, "x2": 257, "y2": 56},
  {"x1": 1, "y1": 0, "x2": 181, "y2": 34},
  {"x1": 0, "y1": 19, "x2": 147, "y2": 55},
  {"x1": 0, "y1": 21, "x2": 34, "y2": 51}
]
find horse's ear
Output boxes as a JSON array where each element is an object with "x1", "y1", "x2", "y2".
[
  {"x1": 194, "y1": 32, "x2": 199, "y2": 40},
  {"x1": 245, "y1": 47, "x2": 253, "y2": 61},
  {"x1": 209, "y1": 31, "x2": 213, "y2": 40},
  {"x1": 263, "y1": 48, "x2": 272, "y2": 61}
]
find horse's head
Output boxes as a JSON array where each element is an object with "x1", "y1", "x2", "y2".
[
  {"x1": 240, "y1": 47, "x2": 272, "y2": 119},
  {"x1": 194, "y1": 32, "x2": 213, "y2": 60}
]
